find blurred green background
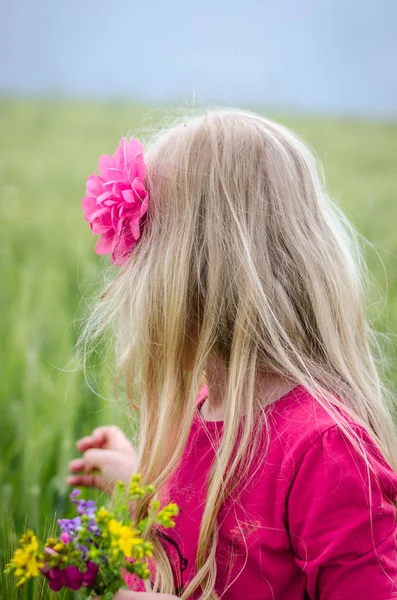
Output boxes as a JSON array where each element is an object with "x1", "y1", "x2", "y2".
[{"x1": 1, "y1": 100, "x2": 397, "y2": 598}]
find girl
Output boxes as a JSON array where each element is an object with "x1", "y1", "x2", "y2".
[{"x1": 69, "y1": 109, "x2": 397, "y2": 599}]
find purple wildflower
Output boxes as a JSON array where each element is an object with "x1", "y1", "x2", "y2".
[
  {"x1": 70, "y1": 490, "x2": 98, "y2": 524},
  {"x1": 70, "y1": 489, "x2": 81, "y2": 501},
  {"x1": 76, "y1": 499, "x2": 97, "y2": 518},
  {"x1": 87, "y1": 521, "x2": 100, "y2": 535},
  {"x1": 58, "y1": 516, "x2": 82, "y2": 536}
]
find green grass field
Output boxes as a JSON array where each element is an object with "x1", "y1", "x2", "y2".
[{"x1": 0, "y1": 100, "x2": 397, "y2": 599}]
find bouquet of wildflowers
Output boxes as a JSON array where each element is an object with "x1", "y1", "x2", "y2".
[{"x1": 4, "y1": 475, "x2": 178, "y2": 599}]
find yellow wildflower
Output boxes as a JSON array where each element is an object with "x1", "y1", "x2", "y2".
[
  {"x1": 108, "y1": 519, "x2": 122, "y2": 536},
  {"x1": 26, "y1": 535, "x2": 39, "y2": 553},
  {"x1": 53, "y1": 543, "x2": 64, "y2": 552},
  {"x1": 26, "y1": 555, "x2": 42, "y2": 578},
  {"x1": 5, "y1": 531, "x2": 44, "y2": 586},
  {"x1": 12, "y1": 548, "x2": 30, "y2": 568},
  {"x1": 108, "y1": 519, "x2": 143, "y2": 558},
  {"x1": 156, "y1": 502, "x2": 179, "y2": 528},
  {"x1": 97, "y1": 507, "x2": 110, "y2": 520}
]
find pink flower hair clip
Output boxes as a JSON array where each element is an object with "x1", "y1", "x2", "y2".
[{"x1": 82, "y1": 137, "x2": 149, "y2": 266}]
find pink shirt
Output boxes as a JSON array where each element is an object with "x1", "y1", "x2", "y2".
[{"x1": 127, "y1": 384, "x2": 397, "y2": 599}]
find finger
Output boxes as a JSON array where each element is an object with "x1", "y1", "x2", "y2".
[
  {"x1": 76, "y1": 435, "x2": 105, "y2": 452},
  {"x1": 92, "y1": 425, "x2": 133, "y2": 452},
  {"x1": 83, "y1": 448, "x2": 116, "y2": 471},
  {"x1": 113, "y1": 592, "x2": 151, "y2": 599},
  {"x1": 92, "y1": 425, "x2": 110, "y2": 439},
  {"x1": 68, "y1": 458, "x2": 101, "y2": 475},
  {"x1": 114, "y1": 592, "x2": 139, "y2": 599},
  {"x1": 68, "y1": 458, "x2": 85, "y2": 473},
  {"x1": 66, "y1": 474, "x2": 105, "y2": 490}
]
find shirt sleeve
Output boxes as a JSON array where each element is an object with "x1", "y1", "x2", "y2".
[{"x1": 287, "y1": 423, "x2": 397, "y2": 600}]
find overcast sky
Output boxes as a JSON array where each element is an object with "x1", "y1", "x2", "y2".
[{"x1": 1, "y1": 0, "x2": 396, "y2": 116}]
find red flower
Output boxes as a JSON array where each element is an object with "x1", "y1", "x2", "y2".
[{"x1": 44, "y1": 562, "x2": 98, "y2": 591}]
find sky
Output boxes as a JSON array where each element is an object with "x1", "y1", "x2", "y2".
[{"x1": 1, "y1": 0, "x2": 396, "y2": 116}]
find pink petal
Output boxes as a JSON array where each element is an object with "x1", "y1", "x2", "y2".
[
  {"x1": 95, "y1": 233, "x2": 113, "y2": 255},
  {"x1": 82, "y1": 197, "x2": 98, "y2": 218},
  {"x1": 104, "y1": 168, "x2": 124, "y2": 183},
  {"x1": 92, "y1": 212, "x2": 112, "y2": 234},
  {"x1": 128, "y1": 154, "x2": 146, "y2": 182},
  {"x1": 97, "y1": 191, "x2": 113, "y2": 204},
  {"x1": 121, "y1": 189, "x2": 137, "y2": 204},
  {"x1": 112, "y1": 235, "x2": 134, "y2": 266},
  {"x1": 118, "y1": 138, "x2": 145, "y2": 182},
  {"x1": 110, "y1": 205, "x2": 119, "y2": 231},
  {"x1": 98, "y1": 153, "x2": 115, "y2": 178},
  {"x1": 116, "y1": 216, "x2": 125, "y2": 235},
  {"x1": 89, "y1": 206, "x2": 110, "y2": 222},
  {"x1": 140, "y1": 198, "x2": 149, "y2": 216},
  {"x1": 127, "y1": 201, "x2": 144, "y2": 220},
  {"x1": 130, "y1": 217, "x2": 141, "y2": 240},
  {"x1": 111, "y1": 181, "x2": 127, "y2": 197},
  {"x1": 111, "y1": 229, "x2": 132, "y2": 264},
  {"x1": 131, "y1": 178, "x2": 147, "y2": 200},
  {"x1": 113, "y1": 137, "x2": 127, "y2": 169},
  {"x1": 86, "y1": 175, "x2": 103, "y2": 196},
  {"x1": 119, "y1": 233, "x2": 134, "y2": 255},
  {"x1": 116, "y1": 137, "x2": 141, "y2": 171},
  {"x1": 100, "y1": 211, "x2": 112, "y2": 227},
  {"x1": 92, "y1": 222, "x2": 113, "y2": 234}
]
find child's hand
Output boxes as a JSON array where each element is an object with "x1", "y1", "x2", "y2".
[{"x1": 67, "y1": 426, "x2": 138, "y2": 494}]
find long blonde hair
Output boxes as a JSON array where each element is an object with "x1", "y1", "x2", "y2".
[{"x1": 80, "y1": 108, "x2": 397, "y2": 598}]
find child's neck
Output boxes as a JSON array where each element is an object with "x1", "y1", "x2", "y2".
[{"x1": 201, "y1": 361, "x2": 296, "y2": 422}]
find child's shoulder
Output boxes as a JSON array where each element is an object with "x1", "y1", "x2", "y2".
[
  {"x1": 267, "y1": 383, "x2": 341, "y2": 435},
  {"x1": 266, "y1": 384, "x2": 397, "y2": 498},
  {"x1": 266, "y1": 384, "x2": 380, "y2": 461}
]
